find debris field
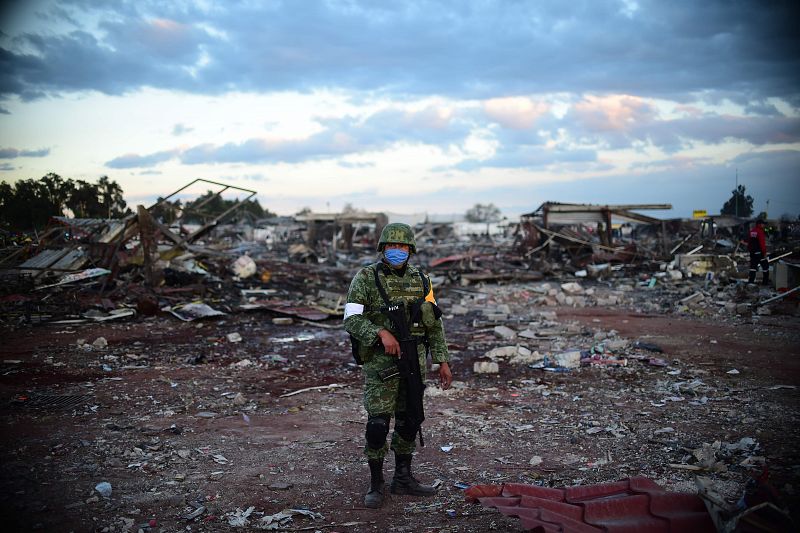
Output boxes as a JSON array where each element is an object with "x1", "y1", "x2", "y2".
[{"x1": 1, "y1": 194, "x2": 799, "y2": 531}]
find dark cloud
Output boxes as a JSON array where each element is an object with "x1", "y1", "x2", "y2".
[
  {"x1": 105, "y1": 106, "x2": 474, "y2": 166},
  {"x1": 21, "y1": 148, "x2": 50, "y2": 157},
  {"x1": 0, "y1": 162, "x2": 15, "y2": 171},
  {"x1": 0, "y1": 146, "x2": 50, "y2": 158},
  {"x1": 0, "y1": 0, "x2": 797, "y2": 103},
  {"x1": 102, "y1": 101, "x2": 800, "y2": 170},
  {"x1": 631, "y1": 155, "x2": 713, "y2": 171},
  {"x1": 654, "y1": 115, "x2": 800, "y2": 146},
  {"x1": 105, "y1": 149, "x2": 177, "y2": 168},
  {"x1": 553, "y1": 103, "x2": 800, "y2": 152},
  {"x1": 431, "y1": 149, "x2": 800, "y2": 219}
]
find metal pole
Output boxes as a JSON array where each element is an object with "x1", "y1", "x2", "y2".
[{"x1": 756, "y1": 285, "x2": 800, "y2": 307}]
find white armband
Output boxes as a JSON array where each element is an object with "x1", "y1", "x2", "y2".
[{"x1": 344, "y1": 302, "x2": 365, "y2": 320}]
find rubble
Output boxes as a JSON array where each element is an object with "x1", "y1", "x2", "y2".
[{"x1": 0, "y1": 193, "x2": 799, "y2": 531}]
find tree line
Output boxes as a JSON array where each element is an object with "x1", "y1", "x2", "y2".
[
  {"x1": 0, "y1": 174, "x2": 272, "y2": 233},
  {"x1": 150, "y1": 190, "x2": 272, "y2": 225},
  {"x1": 0, "y1": 173, "x2": 129, "y2": 232}
]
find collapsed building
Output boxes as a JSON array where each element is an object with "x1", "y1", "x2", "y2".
[
  {"x1": 1, "y1": 185, "x2": 799, "y2": 531},
  {"x1": 0, "y1": 189, "x2": 798, "y2": 325}
]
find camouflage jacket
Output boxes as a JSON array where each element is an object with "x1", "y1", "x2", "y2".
[{"x1": 344, "y1": 262, "x2": 449, "y2": 365}]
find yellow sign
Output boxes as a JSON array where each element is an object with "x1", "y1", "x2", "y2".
[{"x1": 692, "y1": 210, "x2": 707, "y2": 219}]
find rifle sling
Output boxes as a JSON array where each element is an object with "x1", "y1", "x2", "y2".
[{"x1": 372, "y1": 264, "x2": 426, "y2": 446}]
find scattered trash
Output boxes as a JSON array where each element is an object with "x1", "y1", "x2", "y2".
[
  {"x1": 94, "y1": 481, "x2": 112, "y2": 499},
  {"x1": 1, "y1": 195, "x2": 797, "y2": 533},
  {"x1": 259, "y1": 508, "x2": 323, "y2": 529},
  {"x1": 226, "y1": 506, "x2": 255, "y2": 527},
  {"x1": 231, "y1": 255, "x2": 257, "y2": 279},
  {"x1": 182, "y1": 505, "x2": 206, "y2": 521},
  {"x1": 552, "y1": 350, "x2": 581, "y2": 369},
  {"x1": 166, "y1": 302, "x2": 226, "y2": 322},
  {"x1": 92, "y1": 337, "x2": 108, "y2": 350},
  {"x1": 633, "y1": 341, "x2": 664, "y2": 353},
  {"x1": 35, "y1": 268, "x2": 112, "y2": 290},
  {"x1": 279, "y1": 383, "x2": 347, "y2": 398},
  {"x1": 232, "y1": 392, "x2": 247, "y2": 406},
  {"x1": 473, "y1": 361, "x2": 499, "y2": 374}
]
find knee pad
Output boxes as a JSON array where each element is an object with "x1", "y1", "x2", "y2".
[
  {"x1": 394, "y1": 413, "x2": 419, "y2": 442},
  {"x1": 365, "y1": 415, "x2": 390, "y2": 449}
]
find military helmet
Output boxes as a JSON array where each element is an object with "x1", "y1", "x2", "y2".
[{"x1": 377, "y1": 223, "x2": 416, "y2": 253}]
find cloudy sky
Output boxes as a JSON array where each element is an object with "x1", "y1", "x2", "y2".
[{"x1": 1, "y1": 0, "x2": 798, "y2": 219}]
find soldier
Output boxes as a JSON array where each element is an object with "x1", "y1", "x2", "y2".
[{"x1": 344, "y1": 222, "x2": 452, "y2": 509}]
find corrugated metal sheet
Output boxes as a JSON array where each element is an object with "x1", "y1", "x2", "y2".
[
  {"x1": 547, "y1": 212, "x2": 607, "y2": 225},
  {"x1": 546, "y1": 212, "x2": 659, "y2": 225},
  {"x1": 52, "y1": 216, "x2": 128, "y2": 243},
  {"x1": 50, "y1": 249, "x2": 88, "y2": 271},
  {"x1": 466, "y1": 477, "x2": 714, "y2": 532},
  {"x1": 17, "y1": 248, "x2": 87, "y2": 274}
]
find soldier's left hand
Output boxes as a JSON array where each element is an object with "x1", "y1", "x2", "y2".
[{"x1": 438, "y1": 362, "x2": 452, "y2": 390}]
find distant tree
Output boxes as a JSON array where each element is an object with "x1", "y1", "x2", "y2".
[
  {"x1": 97, "y1": 175, "x2": 129, "y2": 217},
  {"x1": 149, "y1": 197, "x2": 183, "y2": 224},
  {"x1": 342, "y1": 202, "x2": 365, "y2": 214},
  {"x1": 0, "y1": 182, "x2": 13, "y2": 225},
  {"x1": 67, "y1": 179, "x2": 104, "y2": 218},
  {"x1": 40, "y1": 173, "x2": 75, "y2": 210},
  {"x1": 0, "y1": 174, "x2": 130, "y2": 230},
  {"x1": 182, "y1": 190, "x2": 271, "y2": 223},
  {"x1": 466, "y1": 203, "x2": 502, "y2": 223},
  {"x1": 296, "y1": 206, "x2": 312, "y2": 216},
  {"x1": 2, "y1": 177, "x2": 66, "y2": 230},
  {"x1": 241, "y1": 198, "x2": 270, "y2": 219},
  {"x1": 720, "y1": 184, "x2": 753, "y2": 217}
]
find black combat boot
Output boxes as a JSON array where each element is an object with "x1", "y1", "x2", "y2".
[
  {"x1": 390, "y1": 454, "x2": 436, "y2": 496},
  {"x1": 364, "y1": 459, "x2": 384, "y2": 508},
  {"x1": 762, "y1": 272, "x2": 770, "y2": 286}
]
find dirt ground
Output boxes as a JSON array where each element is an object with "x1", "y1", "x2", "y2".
[{"x1": 2, "y1": 287, "x2": 799, "y2": 532}]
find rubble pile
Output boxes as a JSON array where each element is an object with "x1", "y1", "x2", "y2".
[
  {"x1": 1, "y1": 194, "x2": 798, "y2": 327},
  {"x1": 1, "y1": 192, "x2": 799, "y2": 531}
]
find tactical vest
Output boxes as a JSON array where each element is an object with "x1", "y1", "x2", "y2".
[{"x1": 350, "y1": 263, "x2": 439, "y2": 365}]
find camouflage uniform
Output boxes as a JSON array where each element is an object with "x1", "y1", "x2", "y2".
[{"x1": 344, "y1": 261, "x2": 449, "y2": 460}]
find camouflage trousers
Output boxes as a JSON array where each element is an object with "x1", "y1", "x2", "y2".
[{"x1": 362, "y1": 350, "x2": 427, "y2": 460}]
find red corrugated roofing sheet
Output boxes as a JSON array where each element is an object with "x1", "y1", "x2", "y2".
[{"x1": 466, "y1": 476, "x2": 715, "y2": 533}]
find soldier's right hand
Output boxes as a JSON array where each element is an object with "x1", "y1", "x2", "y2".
[{"x1": 378, "y1": 329, "x2": 401, "y2": 357}]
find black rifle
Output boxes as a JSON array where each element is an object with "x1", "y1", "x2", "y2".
[{"x1": 373, "y1": 269, "x2": 426, "y2": 446}]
